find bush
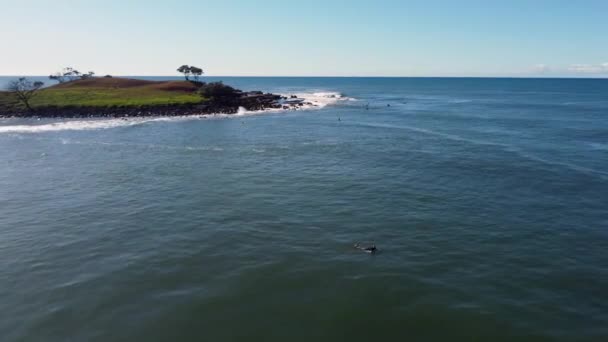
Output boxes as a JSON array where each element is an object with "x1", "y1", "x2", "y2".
[{"x1": 198, "y1": 82, "x2": 238, "y2": 101}]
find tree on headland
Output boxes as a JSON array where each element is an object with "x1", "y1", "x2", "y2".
[
  {"x1": 177, "y1": 65, "x2": 204, "y2": 81},
  {"x1": 177, "y1": 65, "x2": 191, "y2": 81},
  {"x1": 81, "y1": 71, "x2": 95, "y2": 79},
  {"x1": 6, "y1": 78, "x2": 44, "y2": 111},
  {"x1": 190, "y1": 66, "x2": 203, "y2": 82},
  {"x1": 49, "y1": 67, "x2": 94, "y2": 83},
  {"x1": 49, "y1": 67, "x2": 78, "y2": 83}
]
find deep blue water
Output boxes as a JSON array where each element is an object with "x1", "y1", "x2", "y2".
[{"x1": 1, "y1": 77, "x2": 607, "y2": 341}]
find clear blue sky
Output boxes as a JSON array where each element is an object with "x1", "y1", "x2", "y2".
[{"x1": 1, "y1": 0, "x2": 607, "y2": 77}]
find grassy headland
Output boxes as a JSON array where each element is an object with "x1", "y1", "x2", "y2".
[
  {"x1": 0, "y1": 77, "x2": 290, "y2": 117},
  {"x1": 1, "y1": 78, "x2": 201, "y2": 108}
]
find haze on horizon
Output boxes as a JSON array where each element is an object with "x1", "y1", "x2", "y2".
[{"x1": 1, "y1": 0, "x2": 607, "y2": 78}]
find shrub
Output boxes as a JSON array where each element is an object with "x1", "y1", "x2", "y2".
[{"x1": 198, "y1": 82, "x2": 238, "y2": 102}]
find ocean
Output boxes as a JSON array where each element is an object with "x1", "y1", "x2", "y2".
[{"x1": 1, "y1": 77, "x2": 607, "y2": 341}]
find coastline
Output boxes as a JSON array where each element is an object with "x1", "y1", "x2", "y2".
[
  {"x1": 0, "y1": 77, "x2": 328, "y2": 119},
  {"x1": 0, "y1": 91, "x2": 349, "y2": 134},
  {"x1": 0, "y1": 93, "x2": 315, "y2": 119}
]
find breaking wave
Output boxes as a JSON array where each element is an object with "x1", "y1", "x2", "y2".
[
  {"x1": 293, "y1": 92, "x2": 355, "y2": 109},
  {"x1": 0, "y1": 119, "x2": 149, "y2": 134}
]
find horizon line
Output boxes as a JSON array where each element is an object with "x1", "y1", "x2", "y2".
[{"x1": 1, "y1": 75, "x2": 607, "y2": 80}]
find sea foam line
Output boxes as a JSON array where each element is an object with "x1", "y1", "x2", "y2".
[{"x1": 350, "y1": 121, "x2": 608, "y2": 180}]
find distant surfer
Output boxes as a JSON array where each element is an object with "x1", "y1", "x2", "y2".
[{"x1": 354, "y1": 243, "x2": 377, "y2": 254}]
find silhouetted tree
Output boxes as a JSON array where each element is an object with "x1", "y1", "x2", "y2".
[
  {"x1": 177, "y1": 65, "x2": 204, "y2": 81},
  {"x1": 48, "y1": 73, "x2": 64, "y2": 83},
  {"x1": 177, "y1": 65, "x2": 192, "y2": 81},
  {"x1": 49, "y1": 67, "x2": 94, "y2": 83},
  {"x1": 190, "y1": 66, "x2": 203, "y2": 81},
  {"x1": 81, "y1": 71, "x2": 95, "y2": 79},
  {"x1": 6, "y1": 78, "x2": 44, "y2": 111}
]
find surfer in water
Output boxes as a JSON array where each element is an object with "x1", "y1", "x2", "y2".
[{"x1": 354, "y1": 243, "x2": 377, "y2": 254}]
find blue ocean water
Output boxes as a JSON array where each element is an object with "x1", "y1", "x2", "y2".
[{"x1": 1, "y1": 77, "x2": 607, "y2": 341}]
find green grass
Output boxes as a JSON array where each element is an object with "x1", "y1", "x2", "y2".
[
  {"x1": 30, "y1": 87, "x2": 203, "y2": 107},
  {"x1": 0, "y1": 91, "x2": 19, "y2": 109},
  {"x1": 0, "y1": 78, "x2": 206, "y2": 111}
]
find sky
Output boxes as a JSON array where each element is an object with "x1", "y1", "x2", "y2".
[{"x1": 0, "y1": 0, "x2": 607, "y2": 77}]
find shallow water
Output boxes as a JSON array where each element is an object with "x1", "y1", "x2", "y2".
[{"x1": 1, "y1": 77, "x2": 607, "y2": 341}]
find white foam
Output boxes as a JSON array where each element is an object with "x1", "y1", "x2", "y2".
[
  {"x1": 292, "y1": 91, "x2": 355, "y2": 109},
  {"x1": 0, "y1": 119, "x2": 147, "y2": 134}
]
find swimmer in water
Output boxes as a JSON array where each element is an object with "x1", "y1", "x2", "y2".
[{"x1": 354, "y1": 243, "x2": 377, "y2": 254}]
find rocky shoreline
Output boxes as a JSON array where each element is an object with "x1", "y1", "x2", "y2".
[{"x1": 0, "y1": 91, "x2": 314, "y2": 119}]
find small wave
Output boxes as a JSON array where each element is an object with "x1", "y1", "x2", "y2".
[
  {"x1": 589, "y1": 143, "x2": 608, "y2": 151},
  {"x1": 0, "y1": 116, "x2": 209, "y2": 134},
  {"x1": 0, "y1": 115, "x2": 244, "y2": 134},
  {"x1": 57, "y1": 138, "x2": 225, "y2": 152},
  {"x1": 0, "y1": 119, "x2": 148, "y2": 134},
  {"x1": 0, "y1": 114, "x2": 242, "y2": 134},
  {"x1": 401, "y1": 94, "x2": 472, "y2": 103}
]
